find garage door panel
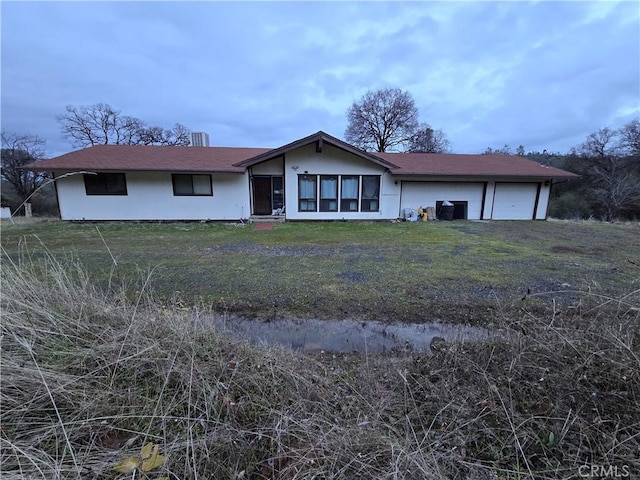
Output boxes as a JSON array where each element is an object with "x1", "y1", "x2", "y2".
[
  {"x1": 400, "y1": 182, "x2": 484, "y2": 219},
  {"x1": 492, "y1": 183, "x2": 538, "y2": 220}
]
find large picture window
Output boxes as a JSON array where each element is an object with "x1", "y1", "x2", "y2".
[
  {"x1": 84, "y1": 173, "x2": 127, "y2": 195},
  {"x1": 320, "y1": 175, "x2": 338, "y2": 212},
  {"x1": 172, "y1": 174, "x2": 213, "y2": 196},
  {"x1": 361, "y1": 175, "x2": 380, "y2": 212},
  {"x1": 298, "y1": 174, "x2": 381, "y2": 213},
  {"x1": 298, "y1": 175, "x2": 317, "y2": 211},
  {"x1": 340, "y1": 176, "x2": 359, "y2": 212}
]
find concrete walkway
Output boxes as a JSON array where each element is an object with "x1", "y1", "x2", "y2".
[{"x1": 253, "y1": 222, "x2": 275, "y2": 231}]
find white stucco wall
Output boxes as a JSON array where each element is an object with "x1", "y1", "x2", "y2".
[
  {"x1": 251, "y1": 157, "x2": 284, "y2": 175},
  {"x1": 55, "y1": 171, "x2": 250, "y2": 220},
  {"x1": 283, "y1": 144, "x2": 401, "y2": 220}
]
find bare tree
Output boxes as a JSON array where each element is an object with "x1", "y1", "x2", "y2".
[
  {"x1": 1, "y1": 132, "x2": 48, "y2": 203},
  {"x1": 58, "y1": 103, "x2": 118, "y2": 147},
  {"x1": 618, "y1": 118, "x2": 640, "y2": 156},
  {"x1": 592, "y1": 168, "x2": 640, "y2": 221},
  {"x1": 575, "y1": 124, "x2": 640, "y2": 220},
  {"x1": 580, "y1": 127, "x2": 619, "y2": 158},
  {"x1": 138, "y1": 123, "x2": 191, "y2": 146},
  {"x1": 58, "y1": 103, "x2": 191, "y2": 148},
  {"x1": 345, "y1": 88, "x2": 419, "y2": 152},
  {"x1": 406, "y1": 124, "x2": 451, "y2": 153}
]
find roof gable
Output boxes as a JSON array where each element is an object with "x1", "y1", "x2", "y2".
[{"x1": 234, "y1": 131, "x2": 399, "y2": 170}]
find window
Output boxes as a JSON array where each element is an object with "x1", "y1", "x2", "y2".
[
  {"x1": 298, "y1": 174, "x2": 382, "y2": 213},
  {"x1": 84, "y1": 173, "x2": 127, "y2": 195},
  {"x1": 361, "y1": 175, "x2": 380, "y2": 212},
  {"x1": 298, "y1": 175, "x2": 317, "y2": 211},
  {"x1": 172, "y1": 174, "x2": 213, "y2": 196},
  {"x1": 340, "y1": 176, "x2": 359, "y2": 212},
  {"x1": 320, "y1": 175, "x2": 338, "y2": 211},
  {"x1": 272, "y1": 176, "x2": 284, "y2": 210}
]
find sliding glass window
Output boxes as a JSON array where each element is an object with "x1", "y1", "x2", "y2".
[
  {"x1": 84, "y1": 173, "x2": 127, "y2": 195},
  {"x1": 172, "y1": 174, "x2": 213, "y2": 196}
]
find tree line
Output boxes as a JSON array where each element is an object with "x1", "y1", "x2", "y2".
[
  {"x1": 2, "y1": 94, "x2": 639, "y2": 220},
  {"x1": 546, "y1": 120, "x2": 640, "y2": 221}
]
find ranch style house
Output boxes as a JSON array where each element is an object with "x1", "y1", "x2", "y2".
[{"x1": 26, "y1": 131, "x2": 578, "y2": 222}]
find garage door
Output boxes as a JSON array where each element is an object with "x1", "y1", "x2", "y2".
[
  {"x1": 491, "y1": 183, "x2": 538, "y2": 220},
  {"x1": 400, "y1": 182, "x2": 485, "y2": 219}
]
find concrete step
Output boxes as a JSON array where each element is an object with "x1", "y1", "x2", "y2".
[{"x1": 249, "y1": 215, "x2": 285, "y2": 223}]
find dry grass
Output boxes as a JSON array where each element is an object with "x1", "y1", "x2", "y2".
[{"x1": 1, "y1": 249, "x2": 638, "y2": 479}]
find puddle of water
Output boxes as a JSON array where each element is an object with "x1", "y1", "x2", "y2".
[{"x1": 198, "y1": 315, "x2": 494, "y2": 354}]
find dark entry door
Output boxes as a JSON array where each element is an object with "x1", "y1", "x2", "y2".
[{"x1": 253, "y1": 176, "x2": 272, "y2": 215}]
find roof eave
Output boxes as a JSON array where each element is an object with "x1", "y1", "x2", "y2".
[
  {"x1": 390, "y1": 172, "x2": 580, "y2": 180},
  {"x1": 20, "y1": 165, "x2": 246, "y2": 174}
]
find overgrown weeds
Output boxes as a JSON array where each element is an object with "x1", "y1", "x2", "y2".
[{"x1": 1, "y1": 250, "x2": 638, "y2": 479}]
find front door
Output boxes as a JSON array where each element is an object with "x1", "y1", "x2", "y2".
[{"x1": 253, "y1": 176, "x2": 272, "y2": 215}]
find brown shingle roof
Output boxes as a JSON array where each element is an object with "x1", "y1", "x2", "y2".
[
  {"x1": 24, "y1": 136, "x2": 578, "y2": 180},
  {"x1": 25, "y1": 144, "x2": 271, "y2": 173},
  {"x1": 376, "y1": 152, "x2": 578, "y2": 179}
]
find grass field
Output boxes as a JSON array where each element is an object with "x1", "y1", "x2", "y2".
[
  {"x1": 1, "y1": 218, "x2": 638, "y2": 323},
  {"x1": 1, "y1": 218, "x2": 638, "y2": 479}
]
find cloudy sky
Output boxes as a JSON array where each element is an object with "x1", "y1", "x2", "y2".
[{"x1": 2, "y1": 1, "x2": 639, "y2": 157}]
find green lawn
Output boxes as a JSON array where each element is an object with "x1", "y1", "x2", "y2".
[{"x1": 2, "y1": 218, "x2": 638, "y2": 323}]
